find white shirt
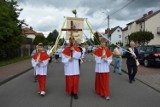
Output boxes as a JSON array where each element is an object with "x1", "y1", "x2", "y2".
[
  {"x1": 62, "y1": 51, "x2": 81, "y2": 76},
  {"x1": 31, "y1": 59, "x2": 48, "y2": 75},
  {"x1": 95, "y1": 56, "x2": 112, "y2": 73}
]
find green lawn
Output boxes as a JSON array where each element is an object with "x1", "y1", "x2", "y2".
[{"x1": 0, "y1": 56, "x2": 31, "y2": 67}]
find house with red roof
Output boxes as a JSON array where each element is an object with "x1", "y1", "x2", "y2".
[
  {"x1": 22, "y1": 27, "x2": 44, "y2": 40},
  {"x1": 122, "y1": 10, "x2": 160, "y2": 46}
]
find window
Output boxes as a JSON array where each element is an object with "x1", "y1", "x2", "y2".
[
  {"x1": 119, "y1": 35, "x2": 121, "y2": 38},
  {"x1": 155, "y1": 48, "x2": 160, "y2": 52},
  {"x1": 117, "y1": 30, "x2": 120, "y2": 32},
  {"x1": 139, "y1": 23, "x2": 145, "y2": 30},
  {"x1": 140, "y1": 24, "x2": 142, "y2": 29},
  {"x1": 125, "y1": 37, "x2": 128, "y2": 43},
  {"x1": 146, "y1": 47, "x2": 153, "y2": 52}
]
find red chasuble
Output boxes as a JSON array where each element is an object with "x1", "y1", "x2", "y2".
[
  {"x1": 62, "y1": 44, "x2": 81, "y2": 57},
  {"x1": 32, "y1": 51, "x2": 49, "y2": 61},
  {"x1": 94, "y1": 46, "x2": 112, "y2": 58}
]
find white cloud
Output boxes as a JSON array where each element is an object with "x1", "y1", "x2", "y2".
[{"x1": 18, "y1": 0, "x2": 160, "y2": 39}]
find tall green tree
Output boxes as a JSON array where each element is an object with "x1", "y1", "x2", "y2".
[
  {"x1": 46, "y1": 29, "x2": 59, "y2": 45},
  {"x1": 93, "y1": 32, "x2": 100, "y2": 45},
  {"x1": 0, "y1": 0, "x2": 25, "y2": 58},
  {"x1": 33, "y1": 35, "x2": 46, "y2": 45},
  {"x1": 129, "y1": 30, "x2": 154, "y2": 45},
  {"x1": 59, "y1": 38, "x2": 65, "y2": 46}
]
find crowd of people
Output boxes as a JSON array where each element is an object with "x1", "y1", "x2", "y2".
[{"x1": 30, "y1": 38, "x2": 139, "y2": 100}]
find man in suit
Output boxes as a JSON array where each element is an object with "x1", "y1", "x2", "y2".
[{"x1": 126, "y1": 41, "x2": 139, "y2": 83}]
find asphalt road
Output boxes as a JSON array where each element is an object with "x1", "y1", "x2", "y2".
[{"x1": 0, "y1": 54, "x2": 160, "y2": 107}]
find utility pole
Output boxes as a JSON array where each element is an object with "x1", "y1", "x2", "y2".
[{"x1": 107, "y1": 15, "x2": 110, "y2": 38}]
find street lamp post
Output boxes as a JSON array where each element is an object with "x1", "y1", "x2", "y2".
[{"x1": 102, "y1": 9, "x2": 110, "y2": 39}]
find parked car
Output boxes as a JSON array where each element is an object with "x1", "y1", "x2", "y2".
[{"x1": 137, "y1": 45, "x2": 160, "y2": 67}]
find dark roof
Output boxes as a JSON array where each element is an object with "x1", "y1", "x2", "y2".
[
  {"x1": 126, "y1": 10, "x2": 160, "y2": 26},
  {"x1": 136, "y1": 10, "x2": 160, "y2": 24},
  {"x1": 127, "y1": 21, "x2": 134, "y2": 25},
  {"x1": 122, "y1": 26, "x2": 128, "y2": 31},
  {"x1": 94, "y1": 32, "x2": 105, "y2": 37}
]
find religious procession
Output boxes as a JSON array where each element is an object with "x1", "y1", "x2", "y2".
[
  {"x1": 1, "y1": 0, "x2": 160, "y2": 107},
  {"x1": 31, "y1": 11, "x2": 140, "y2": 101}
]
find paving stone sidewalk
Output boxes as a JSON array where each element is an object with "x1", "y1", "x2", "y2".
[
  {"x1": 0, "y1": 59, "x2": 32, "y2": 85},
  {"x1": 119, "y1": 59, "x2": 160, "y2": 92}
]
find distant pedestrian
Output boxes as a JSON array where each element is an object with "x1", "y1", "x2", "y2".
[
  {"x1": 31, "y1": 45, "x2": 38, "y2": 82},
  {"x1": 113, "y1": 43, "x2": 123, "y2": 75},
  {"x1": 81, "y1": 46, "x2": 86, "y2": 59},
  {"x1": 94, "y1": 38, "x2": 112, "y2": 100},
  {"x1": 31, "y1": 43, "x2": 49, "y2": 96},
  {"x1": 54, "y1": 47, "x2": 61, "y2": 63},
  {"x1": 47, "y1": 46, "x2": 52, "y2": 63},
  {"x1": 126, "y1": 41, "x2": 139, "y2": 83}
]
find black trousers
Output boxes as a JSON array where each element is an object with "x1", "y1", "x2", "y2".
[
  {"x1": 127, "y1": 64, "x2": 137, "y2": 82},
  {"x1": 49, "y1": 57, "x2": 52, "y2": 63}
]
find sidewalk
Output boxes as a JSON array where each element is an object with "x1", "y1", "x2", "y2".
[
  {"x1": 119, "y1": 59, "x2": 160, "y2": 92},
  {"x1": 0, "y1": 59, "x2": 32, "y2": 85}
]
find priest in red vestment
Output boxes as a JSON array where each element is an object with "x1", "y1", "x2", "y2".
[
  {"x1": 31, "y1": 43, "x2": 49, "y2": 96},
  {"x1": 62, "y1": 37, "x2": 81, "y2": 99},
  {"x1": 94, "y1": 38, "x2": 112, "y2": 100}
]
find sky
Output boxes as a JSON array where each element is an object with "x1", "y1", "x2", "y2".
[{"x1": 18, "y1": 0, "x2": 160, "y2": 37}]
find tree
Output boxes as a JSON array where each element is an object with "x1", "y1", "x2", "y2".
[
  {"x1": 59, "y1": 38, "x2": 65, "y2": 46},
  {"x1": 85, "y1": 38, "x2": 94, "y2": 45},
  {"x1": 93, "y1": 32, "x2": 100, "y2": 45},
  {"x1": 0, "y1": 0, "x2": 25, "y2": 58},
  {"x1": 46, "y1": 29, "x2": 59, "y2": 45},
  {"x1": 129, "y1": 30, "x2": 154, "y2": 45},
  {"x1": 33, "y1": 35, "x2": 46, "y2": 45}
]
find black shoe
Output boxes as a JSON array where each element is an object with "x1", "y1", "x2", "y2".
[
  {"x1": 118, "y1": 73, "x2": 122, "y2": 75},
  {"x1": 71, "y1": 93, "x2": 74, "y2": 97},
  {"x1": 129, "y1": 80, "x2": 132, "y2": 84},
  {"x1": 133, "y1": 79, "x2": 135, "y2": 82},
  {"x1": 74, "y1": 94, "x2": 78, "y2": 99}
]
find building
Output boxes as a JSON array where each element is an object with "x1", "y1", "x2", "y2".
[
  {"x1": 105, "y1": 26, "x2": 123, "y2": 44},
  {"x1": 123, "y1": 10, "x2": 160, "y2": 46},
  {"x1": 22, "y1": 27, "x2": 44, "y2": 40}
]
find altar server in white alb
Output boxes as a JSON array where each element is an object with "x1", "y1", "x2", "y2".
[
  {"x1": 94, "y1": 38, "x2": 112, "y2": 100},
  {"x1": 31, "y1": 43, "x2": 49, "y2": 96},
  {"x1": 62, "y1": 37, "x2": 81, "y2": 99}
]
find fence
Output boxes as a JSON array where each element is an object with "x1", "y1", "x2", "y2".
[{"x1": 0, "y1": 45, "x2": 34, "y2": 61}]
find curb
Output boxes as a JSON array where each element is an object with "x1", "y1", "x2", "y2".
[
  {"x1": 111, "y1": 64, "x2": 160, "y2": 93},
  {"x1": 0, "y1": 67, "x2": 33, "y2": 86}
]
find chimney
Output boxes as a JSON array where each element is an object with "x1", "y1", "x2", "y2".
[
  {"x1": 105, "y1": 28, "x2": 110, "y2": 34},
  {"x1": 143, "y1": 14, "x2": 147, "y2": 17},
  {"x1": 30, "y1": 27, "x2": 33, "y2": 30},
  {"x1": 148, "y1": 10, "x2": 153, "y2": 15}
]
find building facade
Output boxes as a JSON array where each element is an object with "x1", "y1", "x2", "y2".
[
  {"x1": 105, "y1": 26, "x2": 123, "y2": 44},
  {"x1": 122, "y1": 10, "x2": 160, "y2": 46}
]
